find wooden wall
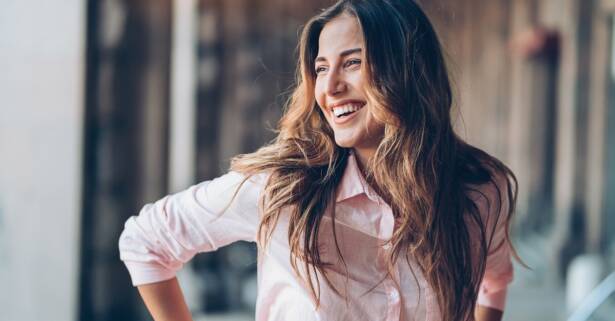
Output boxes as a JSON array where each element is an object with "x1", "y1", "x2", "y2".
[
  {"x1": 421, "y1": 0, "x2": 615, "y2": 281},
  {"x1": 81, "y1": 1, "x2": 172, "y2": 320},
  {"x1": 195, "y1": 0, "x2": 332, "y2": 180}
]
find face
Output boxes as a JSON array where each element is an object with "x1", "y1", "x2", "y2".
[{"x1": 314, "y1": 13, "x2": 384, "y2": 160}]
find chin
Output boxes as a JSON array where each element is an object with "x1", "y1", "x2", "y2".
[
  {"x1": 333, "y1": 135, "x2": 358, "y2": 149},
  {"x1": 335, "y1": 141, "x2": 354, "y2": 148}
]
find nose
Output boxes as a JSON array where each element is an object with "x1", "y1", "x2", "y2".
[{"x1": 325, "y1": 69, "x2": 346, "y2": 96}]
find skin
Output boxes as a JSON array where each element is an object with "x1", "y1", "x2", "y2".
[
  {"x1": 137, "y1": 277, "x2": 193, "y2": 321},
  {"x1": 476, "y1": 305, "x2": 504, "y2": 321}
]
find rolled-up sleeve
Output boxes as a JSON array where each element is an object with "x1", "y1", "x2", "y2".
[
  {"x1": 473, "y1": 177, "x2": 514, "y2": 311},
  {"x1": 118, "y1": 171, "x2": 266, "y2": 286}
]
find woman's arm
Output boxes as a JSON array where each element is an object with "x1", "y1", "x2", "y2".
[
  {"x1": 475, "y1": 305, "x2": 503, "y2": 321},
  {"x1": 470, "y1": 174, "x2": 515, "y2": 320},
  {"x1": 119, "y1": 172, "x2": 267, "y2": 320},
  {"x1": 137, "y1": 277, "x2": 193, "y2": 321}
]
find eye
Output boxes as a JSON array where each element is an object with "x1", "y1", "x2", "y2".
[
  {"x1": 315, "y1": 65, "x2": 328, "y2": 74},
  {"x1": 344, "y1": 59, "x2": 361, "y2": 68}
]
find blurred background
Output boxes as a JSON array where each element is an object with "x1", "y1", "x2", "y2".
[{"x1": 0, "y1": 0, "x2": 614, "y2": 320}]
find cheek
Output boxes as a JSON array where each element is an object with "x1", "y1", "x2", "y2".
[
  {"x1": 314, "y1": 83, "x2": 327, "y2": 114},
  {"x1": 348, "y1": 71, "x2": 367, "y2": 92},
  {"x1": 363, "y1": 108, "x2": 385, "y2": 133}
]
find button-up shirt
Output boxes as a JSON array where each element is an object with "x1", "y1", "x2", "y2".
[{"x1": 119, "y1": 152, "x2": 513, "y2": 321}]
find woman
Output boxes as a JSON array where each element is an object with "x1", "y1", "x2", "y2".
[{"x1": 119, "y1": 1, "x2": 520, "y2": 320}]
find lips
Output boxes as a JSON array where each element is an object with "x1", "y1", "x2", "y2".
[
  {"x1": 332, "y1": 103, "x2": 364, "y2": 117},
  {"x1": 328, "y1": 100, "x2": 366, "y2": 124}
]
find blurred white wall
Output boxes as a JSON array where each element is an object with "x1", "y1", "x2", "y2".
[
  {"x1": 170, "y1": 0, "x2": 197, "y2": 193},
  {"x1": 0, "y1": 1, "x2": 85, "y2": 321}
]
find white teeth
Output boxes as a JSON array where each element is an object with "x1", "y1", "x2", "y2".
[{"x1": 332, "y1": 103, "x2": 364, "y2": 117}]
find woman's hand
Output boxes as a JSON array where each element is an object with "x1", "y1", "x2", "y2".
[
  {"x1": 475, "y1": 305, "x2": 503, "y2": 321},
  {"x1": 137, "y1": 277, "x2": 194, "y2": 321}
]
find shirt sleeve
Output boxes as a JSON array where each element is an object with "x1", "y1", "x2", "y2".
[
  {"x1": 473, "y1": 176, "x2": 514, "y2": 311},
  {"x1": 118, "y1": 171, "x2": 267, "y2": 286}
]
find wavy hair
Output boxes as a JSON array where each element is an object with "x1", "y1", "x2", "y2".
[{"x1": 231, "y1": 1, "x2": 520, "y2": 320}]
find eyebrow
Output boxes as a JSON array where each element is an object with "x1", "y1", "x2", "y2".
[{"x1": 315, "y1": 48, "x2": 362, "y2": 63}]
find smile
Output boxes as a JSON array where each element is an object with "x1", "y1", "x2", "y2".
[{"x1": 330, "y1": 102, "x2": 366, "y2": 124}]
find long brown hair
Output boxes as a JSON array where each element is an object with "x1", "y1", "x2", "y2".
[{"x1": 231, "y1": 1, "x2": 520, "y2": 320}]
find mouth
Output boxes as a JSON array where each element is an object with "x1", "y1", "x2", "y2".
[{"x1": 330, "y1": 101, "x2": 366, "y2": 123}]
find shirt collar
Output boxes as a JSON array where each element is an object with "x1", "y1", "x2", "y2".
[{"x1": 335, "y1": 150, "x2": 382, "y2": 204}]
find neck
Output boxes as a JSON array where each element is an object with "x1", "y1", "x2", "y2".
[
  {"x1": 352, "y1": 147, "x2": 375, "y2": 174},
  {"x1": 352, "y1": 147, "x2": 390, "y2": 203}
]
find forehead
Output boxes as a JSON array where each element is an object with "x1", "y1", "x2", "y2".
[{"x1": 317, "y1": 14, "x2": 364, "y2": 57}]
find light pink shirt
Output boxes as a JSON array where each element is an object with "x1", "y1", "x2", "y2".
[{"x1": 119, "y1": 152, "x2": 513, "y2": 321}]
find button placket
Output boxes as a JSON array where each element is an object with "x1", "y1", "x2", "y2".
[
  {"x1": 383, "y1": 278, "x2": 402, "y2": 321},
  {"x1": 381, "y1": 240, "x2": 402, "y2": 320},
  {"x1": 376, "y1": 201, "x2": 401, "y2": 320}
]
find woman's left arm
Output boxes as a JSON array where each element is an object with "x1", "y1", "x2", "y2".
[
  {"x1": 475, "y1": 305, "x2": 503, "y2": 321},
  {"x1": 473, "y1": 177, "x2": 515, "y2": 320}
]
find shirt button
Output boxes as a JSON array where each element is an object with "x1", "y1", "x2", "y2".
[{"x1": 389, "y1": 290, "x2": 400, "y2": 300}]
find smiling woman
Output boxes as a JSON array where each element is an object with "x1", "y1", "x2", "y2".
[{"x1": 119, "y1": 1, "x2": 520, "y2": 321}]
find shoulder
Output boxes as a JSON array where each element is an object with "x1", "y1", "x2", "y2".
[
  {"x1": 457, "y1": 143, "x2": 516, "y2": 204},
  {"x1": 206, "y1": 170, "x2": 270, "y2": 188},
  {"x1": 464, "y1": 165, "x2": 514, "y2": 227},
  {"x1": 465, "y1": 169, "x2": 510, "y2": 203},
  {"x1": 194, "y1": 170, "x2": 271, "y2": 207}
]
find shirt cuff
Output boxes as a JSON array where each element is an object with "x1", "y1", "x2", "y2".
[
  {"x1": 477, "y1": 287, "x2": 508, "y2": 311},
  {"x1": 123, "y1": 261, "x2": 178, "y2": 286}
]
